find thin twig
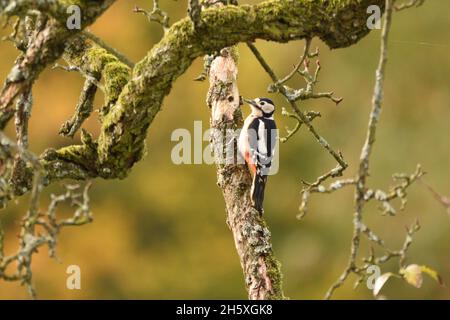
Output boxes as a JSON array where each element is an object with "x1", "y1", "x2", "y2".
[
  {"x1": 395, "y1": 0, "x2": 425, "y2": 11},
  {"x1": 277, "y1": 39, "x2": 312, "y2": 85},
  {"x1": 279, "y1": 108, "x2": 320, "y2": 143},
  {"x1": 419, "y1": 178, "x2": 450, "y2": 216},
  {"x1": 134, "y1": 0, "x2": 170, "y2": 32}
]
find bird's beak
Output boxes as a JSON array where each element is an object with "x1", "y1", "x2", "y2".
[{"x1": 243, "y1": 98, "x2": 258, "y2": 108}]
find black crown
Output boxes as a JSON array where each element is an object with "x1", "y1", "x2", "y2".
[{"x1": 259, "y1": 98, "x2": 274, "y2": 106}]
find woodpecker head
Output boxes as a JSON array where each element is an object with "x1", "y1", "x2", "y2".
[{"x1": 243, "y1": 98, "x2": 275, "y2": 118}]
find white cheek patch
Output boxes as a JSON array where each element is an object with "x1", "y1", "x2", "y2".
[{"x1": 262, "y1": 104, "x2": 274, "y2": 114}]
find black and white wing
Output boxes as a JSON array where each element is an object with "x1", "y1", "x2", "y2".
[{"x1": 248, "y1": 117, "x2": 277, "y2": 176}]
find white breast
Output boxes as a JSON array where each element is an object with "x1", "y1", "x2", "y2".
[{"x1": 238, "y1": 115, "x2": 254, "y2": 156}]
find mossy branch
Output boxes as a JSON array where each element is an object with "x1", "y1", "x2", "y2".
[{"x1": 0, "y1": 0, "x2": 116, "y2": 129}]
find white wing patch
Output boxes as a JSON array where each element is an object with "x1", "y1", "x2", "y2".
[{"x1": 257, "y1": 119, "x2": 267, "y2": 155}]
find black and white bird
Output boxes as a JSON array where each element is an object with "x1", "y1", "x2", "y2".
[{"x1": 238, "y1": 97, "x2": 277, "y2": 214}]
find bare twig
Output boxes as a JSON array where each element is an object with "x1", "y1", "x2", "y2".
[
  {"x1": 277, "y1": 39, "x2": 313, "y2": 85},
  {"x1": 281, "y1": 59, "x2": 343, "y2": 105},
  {"x1": 373, "y1": 220, "x2": 421, "y2": 266},
  {"x1": 419, "y1": 178, "x2": 450, "y2": 216},
  {"x1": 134, "y1": 0, "x2": 170, "y2": 32},
  {"x1": 395, "y1": 0, "x2": 425, "y2": 11},
  {"x1": 0, "y1": 181, "x2": 93, "y2": 298},
  {"x1": 279, "y1": 108, "x2": 321, "y2": 143},
  {"x1": 363, "y1": 165, "x2": 425, "y2": 215}
]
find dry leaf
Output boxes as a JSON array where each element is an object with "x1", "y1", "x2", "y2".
[
  {"x1": 373, "y1": 272, "x2": 395, "y2": 296},
  {"x1": 401, "y1": 264, "x2": 423, "y2": 288}
]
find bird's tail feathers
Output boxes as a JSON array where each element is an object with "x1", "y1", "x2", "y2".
[{"x1": 251, "y1": 172, "x2": 268, "y2": 214}]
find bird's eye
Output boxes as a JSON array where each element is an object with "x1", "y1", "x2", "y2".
[{"x1": 260, "y1": 102, "x2": 265, "y2": 105}]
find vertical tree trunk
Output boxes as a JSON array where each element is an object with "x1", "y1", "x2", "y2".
[{"x1": 207, "y1": 45, "x2": 285, "y2": 299}]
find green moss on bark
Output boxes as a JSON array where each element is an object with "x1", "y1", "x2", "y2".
[
  {"x1": 265, "y1": 255, "x2": 285, "y2": 300},
  {"x1": 64, "y1": 37, "x2": 131, "y2": 111}
]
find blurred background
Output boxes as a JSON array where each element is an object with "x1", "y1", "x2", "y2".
[{"x1": 0, "y1": 0, "x2": 449, "y2": 299}]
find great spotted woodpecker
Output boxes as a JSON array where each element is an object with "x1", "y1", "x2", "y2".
[{"x1": 238, "y1": 98, "x2": 277, "y2": 214}]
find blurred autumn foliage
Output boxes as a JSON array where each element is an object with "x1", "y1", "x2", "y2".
[{"x1": 0, "y1": 0, "x2": 449, "y2": 299}]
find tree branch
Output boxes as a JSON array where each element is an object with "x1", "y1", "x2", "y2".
[
  {"x1": 4, "y1": 33, "x2": 132, "y2": 198},
  {"x1": 0, "y1": 0, "x2": 116, "y2": 129}
]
